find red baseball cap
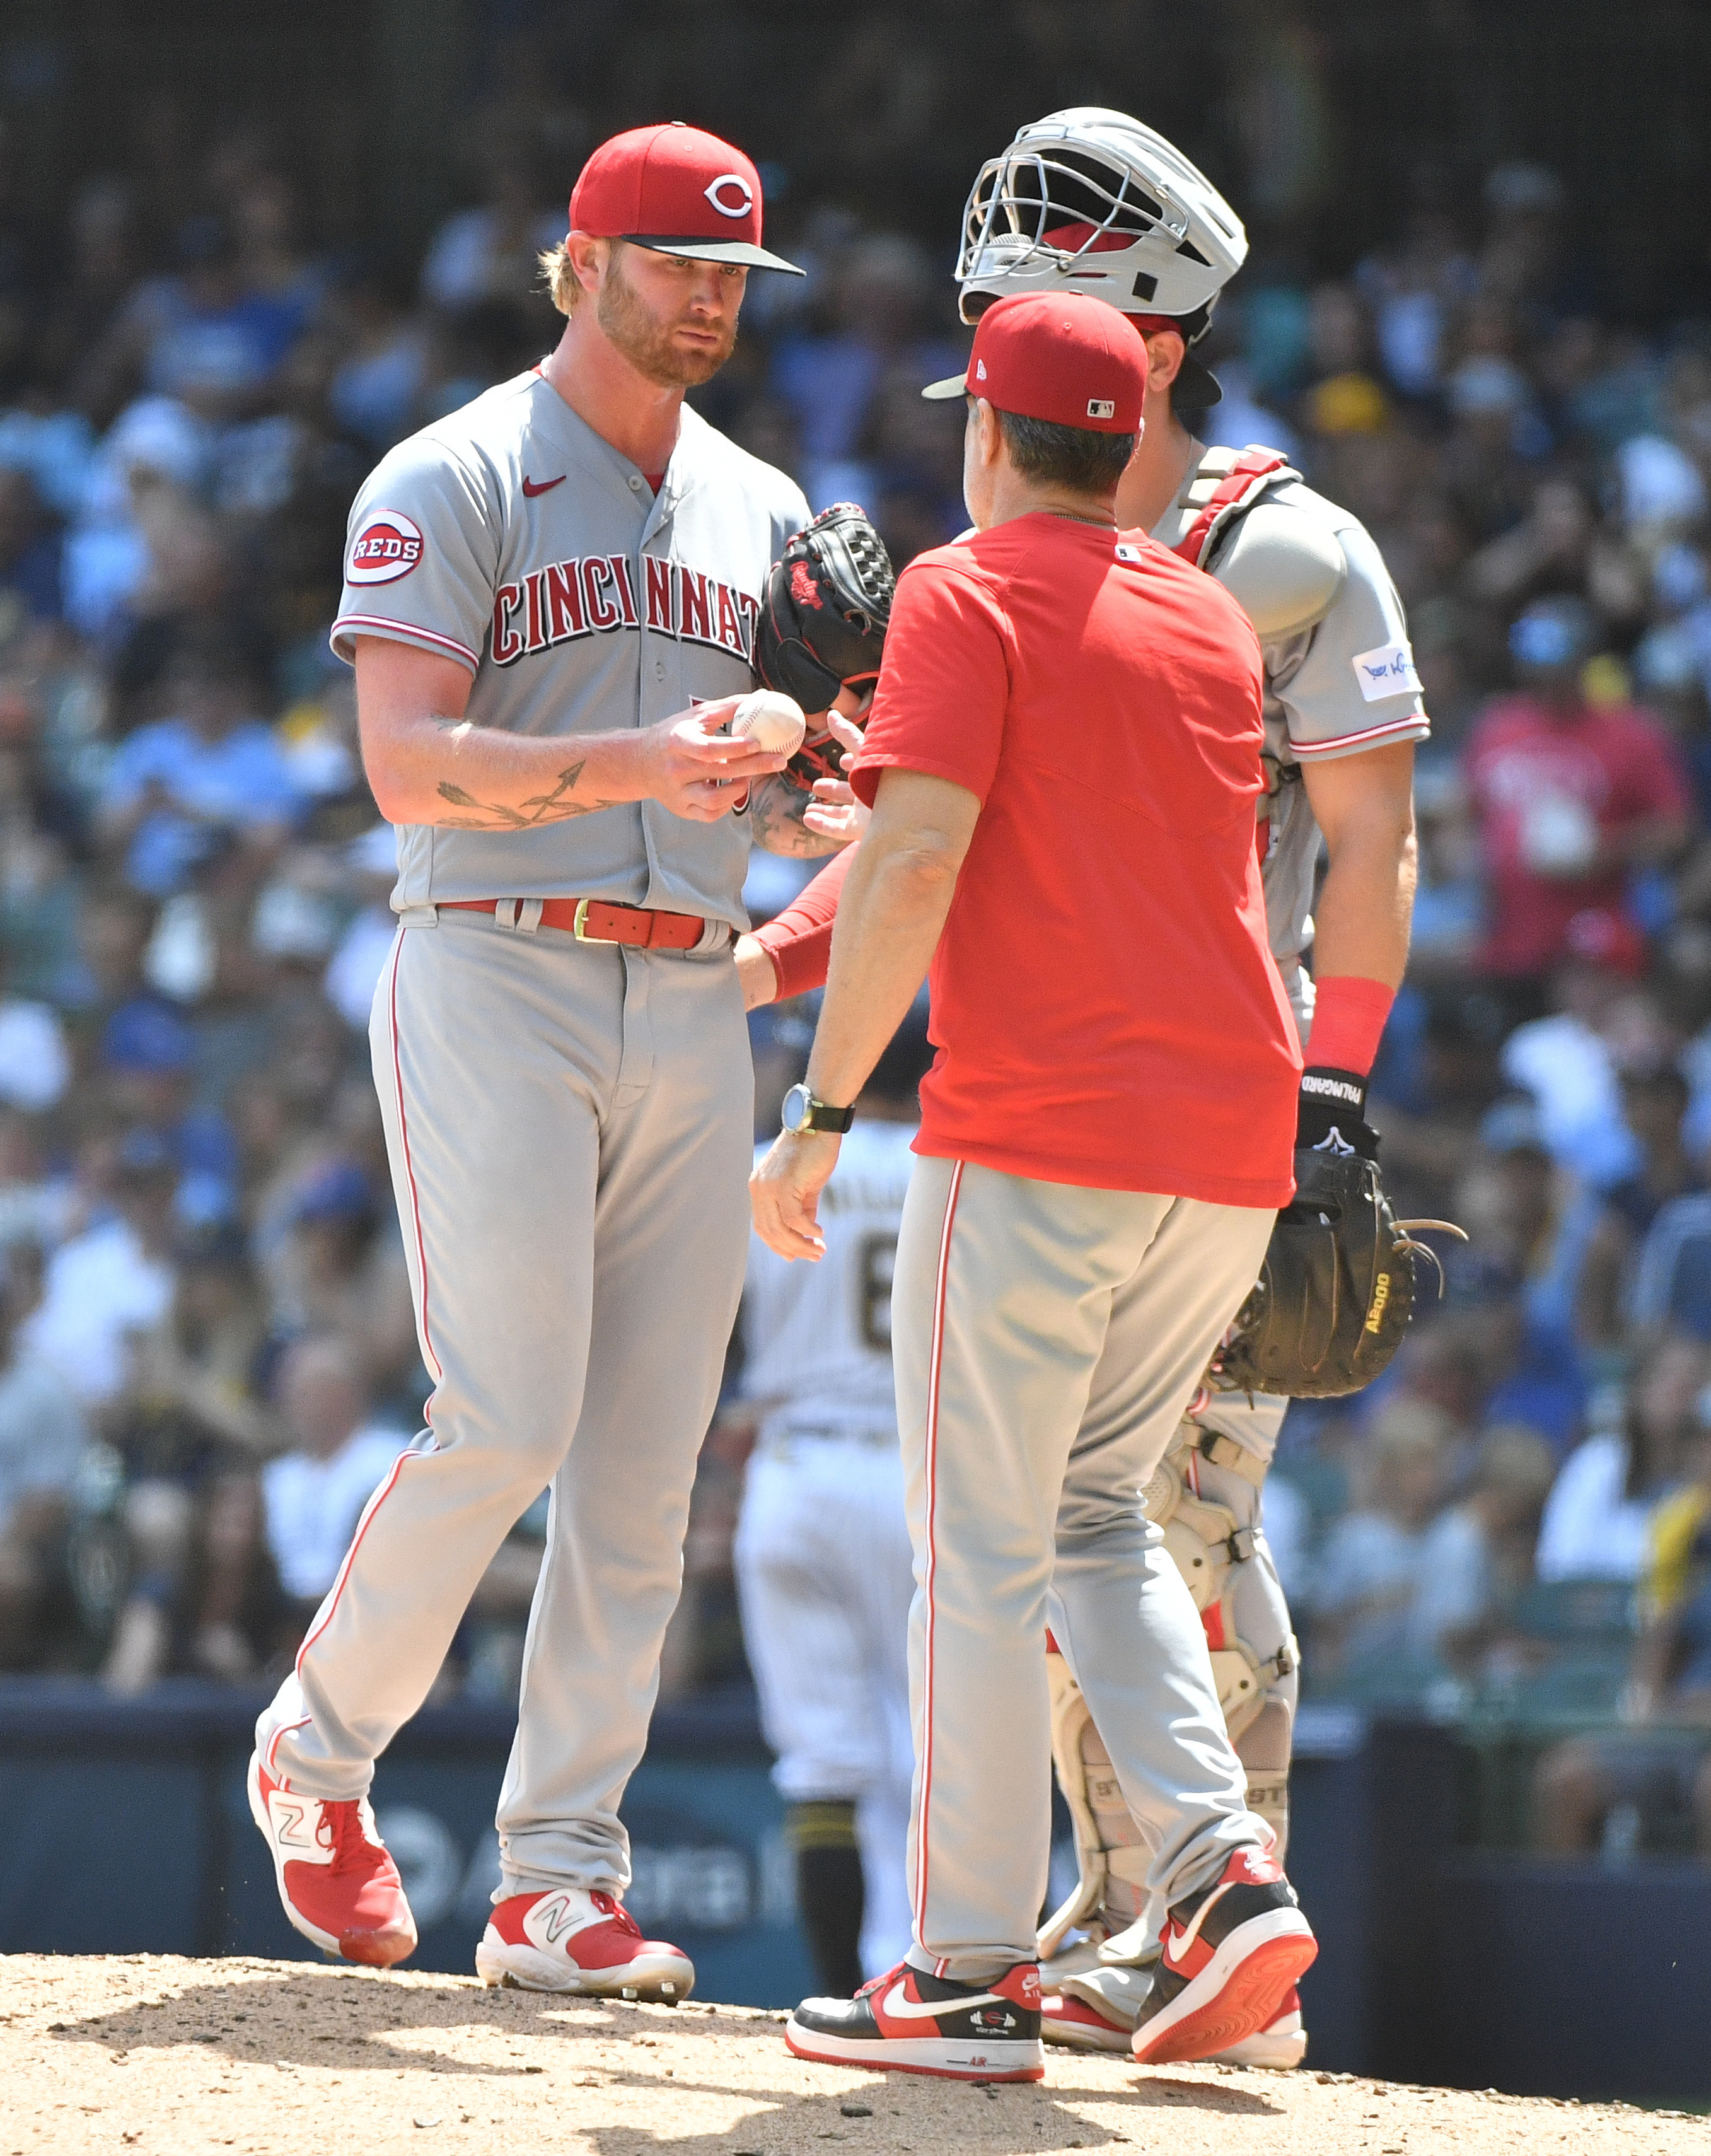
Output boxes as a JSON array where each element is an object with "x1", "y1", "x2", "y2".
[
  {"x1": 568, "y1": 122, "x2": 803, "y2": 275},
  {"x1": 922, "y1": 290, "x2": 1148, "y2": 431}
]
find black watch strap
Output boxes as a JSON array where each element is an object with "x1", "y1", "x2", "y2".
[{"x1": 783, "y1": 1083, "x2": 855, "y2": 1135}]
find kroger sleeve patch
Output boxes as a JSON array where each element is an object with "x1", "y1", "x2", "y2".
[
  {"x1": 1350, "y1": 642, "x2": 1424, "y2": 701},
  {"x1": 331, "y1": 434, "x2": 500, "y2": 672}
]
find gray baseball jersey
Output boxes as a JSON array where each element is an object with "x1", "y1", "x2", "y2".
[
  {"x1": 332, "y1": 370, "x2": 811, "y2": 929},
  {"x1": 1152, "y1": 448, "x2": 1430, "y2": 1017}
]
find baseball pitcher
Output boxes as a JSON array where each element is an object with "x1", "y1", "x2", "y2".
[{"x1": 248, "y1": 122, "x2": 841, "y2": 1997}]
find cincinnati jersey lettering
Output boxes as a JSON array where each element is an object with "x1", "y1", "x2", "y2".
[{"x1": 490, "y1": 554, "x2": 760, "y2": 668}]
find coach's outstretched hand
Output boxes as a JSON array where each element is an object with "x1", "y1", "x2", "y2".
[
  {"x1": 800, "y1": 711, "x2": 872, "y2": 844},
  {"x1": 641, "y1": 696, "x2": 791, "y2": 821},
  {"x1": 750, "y1": 1129, "x2": 842, "y2": 1260}
]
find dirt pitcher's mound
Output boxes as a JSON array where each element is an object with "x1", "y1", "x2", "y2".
[{"x1": 1, "y1": 1955, "x2": 1702, "y2": 2156}]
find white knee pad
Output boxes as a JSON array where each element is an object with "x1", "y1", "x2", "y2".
[
  {"x1": 1038, "y1": 1641, "x2": 1155, "y2": 1961},
  {"x1": 1152, "y1": 1428, "x2": 1298, "y2": 1742}
]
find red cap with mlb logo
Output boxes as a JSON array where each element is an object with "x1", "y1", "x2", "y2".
[
  {"x1": 922, "y1": 290, "x2": 1148, "y2": 431},
  {"x1": 568, "y1": 122, "x2": 803, "y2": 275}
]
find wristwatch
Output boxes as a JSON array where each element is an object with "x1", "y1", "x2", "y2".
[{"x1": 781, "y1": 1083, "x2": 854, "y2": 1136}]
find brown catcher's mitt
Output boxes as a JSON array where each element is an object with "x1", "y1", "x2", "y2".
[{"x1": 1209, "y1": 1148, "x2": 1466, "y2": 1400}]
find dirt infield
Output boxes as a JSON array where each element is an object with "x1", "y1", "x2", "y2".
[{"x1": 1, "y1": 1955, "x2": 1702, "y2": 2156}]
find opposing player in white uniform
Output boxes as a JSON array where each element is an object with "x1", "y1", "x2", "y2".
[
  {"x1": 954, "y1": 110, "x2": 1427, "y2": 2065},
  {"x1": 736, "y1": 108, "x2": 1426, "y2": 2067},
  {"x1": 247, "y1": 123, "x2": 845, "y2": 1993},
  {"x1": 733, "y1": 1016, "x2": 935, "y2": 1996}
]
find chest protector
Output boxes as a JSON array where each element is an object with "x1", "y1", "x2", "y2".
[{"x1": 1156, "y1": 445, "x2": 1296, "y2": 569}]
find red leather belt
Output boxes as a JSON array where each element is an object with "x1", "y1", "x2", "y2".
[{"x1": 439, "y1": 897, "x2": 720, "y2": 950}]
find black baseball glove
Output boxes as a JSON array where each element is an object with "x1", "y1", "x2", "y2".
[
  {"x1": 754, "y1": 503, "x2": 896, "y2": 788},
  {"x1": 1209, "y1": 1147, "x2": 1466, "y2": 1400}
]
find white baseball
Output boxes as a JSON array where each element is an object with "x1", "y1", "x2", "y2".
[{"x1": 728, "y1": 690, "x2": 806, "y2": 756}]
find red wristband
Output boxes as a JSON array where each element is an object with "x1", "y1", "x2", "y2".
[
  {"x1": 750, "y1": 846, "x2": 856, "y2": 1001},
  {"x1": 1306, "y1": 975, "x2": 1394, "y2": 1078}
]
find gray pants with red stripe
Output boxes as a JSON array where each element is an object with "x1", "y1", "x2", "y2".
[
  {"x1": 893, "y1": 1155, "x2": 1277, "y2": 1983},
  {"x1": 255, "y1": 906, "x2": 753, "y2": 1897}
]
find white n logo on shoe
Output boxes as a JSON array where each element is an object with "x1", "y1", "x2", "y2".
[
  {"x1": 268, "y1": 1794, "x2": 318, "y2": 1851},
  {"x1": 529, "y1": 1892, "x2": 594, "y2": 1947}
]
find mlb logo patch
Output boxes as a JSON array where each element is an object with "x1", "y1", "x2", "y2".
[
  {"x1": 975, "y1": 359, "x2": 988, "y2": 380},
  {"x1": 1086, "y1": 398, "x2": 1116, "y2": 420}
]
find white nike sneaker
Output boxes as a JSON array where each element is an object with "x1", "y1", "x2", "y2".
[
  {"x1": 1130, "y1": 1845, "x2": 1317, "y2": 2065},
  {"x1": 786, "y1": 1960, "x2": 1044, "y2": 2080}
]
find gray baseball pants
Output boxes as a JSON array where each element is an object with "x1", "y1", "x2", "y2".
[
  {"x1": 893, "y1": 1155, "x2": 1277, "y2": 1983},
  {"x1": 256, "y1": 906, "x2": 753, "y2": 1898}
]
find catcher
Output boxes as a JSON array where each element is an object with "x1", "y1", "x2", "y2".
[{"x1": 740, "y1": 113, "x2": 1434, "y2": 2071}]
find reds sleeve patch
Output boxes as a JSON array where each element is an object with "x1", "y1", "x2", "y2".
[
  {"x1": 1351, "y1": 641, "x2": 1422, "y2": 702},
  {"x1": 347, "y1": 510, "x2": 424, "y2": 585}
]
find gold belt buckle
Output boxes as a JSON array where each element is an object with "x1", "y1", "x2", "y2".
[{"x1": 571, "y1": 899, "x2": 603, "y2": 943}]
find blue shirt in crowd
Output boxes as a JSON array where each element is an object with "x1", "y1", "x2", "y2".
[{"x1": 102, "y1": 718, "x2": 305, "y2": 894}]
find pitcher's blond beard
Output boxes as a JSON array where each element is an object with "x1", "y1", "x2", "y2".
[{"x1": 597, "y1": 257, "x2": 736, "y2": 387}]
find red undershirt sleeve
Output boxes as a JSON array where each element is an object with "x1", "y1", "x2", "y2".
[{"x1": 750, "y1": 844, "x2": 857, "y2": 1000}]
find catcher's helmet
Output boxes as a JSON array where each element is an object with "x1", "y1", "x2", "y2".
[{"x1": 955, "y1": 108, "x2": 1246, "y2": 404}]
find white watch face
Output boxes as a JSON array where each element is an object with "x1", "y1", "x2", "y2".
[{"x1": 782, "y1": 1084, "x2": 811, "y2": 1133}]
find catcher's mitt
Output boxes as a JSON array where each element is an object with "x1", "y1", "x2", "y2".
[
  {"x1": 754, "y1": 503, "x2": 895, "y2": 788},
  {"x1": 1209, "y1": 1148, "x2": 1466, "y2": 1400}
]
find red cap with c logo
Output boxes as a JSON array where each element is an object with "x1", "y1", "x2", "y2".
[{"x1": 568, "y1": 122, "x2": 803, "y2": 275}]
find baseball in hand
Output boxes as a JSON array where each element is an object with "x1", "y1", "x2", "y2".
[{"x1": 728, "y1": 690, "x2": 806, "y2": 757}]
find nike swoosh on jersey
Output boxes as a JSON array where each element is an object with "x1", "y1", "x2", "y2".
[
  {"x1": 522, "y1": 474, "x2": 566, "y2": 496},
  {"x1": 882, "y1": 1981, "x2": 1007, "y2": 2021}
]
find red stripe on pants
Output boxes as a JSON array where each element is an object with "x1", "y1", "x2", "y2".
[{"x1": 912, "y1": 1159, "x2": 963, "y2": 1947}]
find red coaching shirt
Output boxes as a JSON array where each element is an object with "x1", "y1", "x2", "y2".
[{"x1": 850, "y1": 513, "x2": 1301, "y2": 1206}]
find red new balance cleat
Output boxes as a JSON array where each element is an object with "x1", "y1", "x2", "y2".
[
  {"x1": 475, "y1": 1888, "x2": 695, "y2": 1998},
  {"x1": 247, "y1": 1752, "x2": 417, "y2": 1966},
  {"x1": 786, "y1": 1961, "x2": 1043, "y2": 2080},
  {"x1": 1041, "y1": 1989, "x2": 1132, "y2": 2053},
  {"x1": 1130, "y1": 1846, "x2": 1316, "y2": 2066}
]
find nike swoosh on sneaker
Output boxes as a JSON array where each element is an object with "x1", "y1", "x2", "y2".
[
  {"x1": 882, "y1": 1981, "x2": 1007, "y2": 2021},
  {"x1": 1161, "y1": 1877, "x2": 1238, "y2": 1967},
  {"x1": 522, "y1": 474, "x2": 566, "y2": 496}
]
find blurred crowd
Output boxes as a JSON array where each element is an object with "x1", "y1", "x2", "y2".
[{"x1": 0, "y1": 112, "x2": 1708, "y2": 1856}]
